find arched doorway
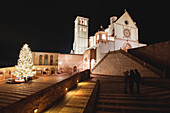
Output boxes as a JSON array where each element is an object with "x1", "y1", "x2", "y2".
[
  {"x1": 91, "y1": 59, "x2": 96, "y2": 69},
  {"x1": 122, "y1": 42, "x2": 132, "y2": 52},
  {"x1": 50, "y1": 68, "x2": 55, "y2": 75},
  {"x1": 43, "y1": 68, "x2": 49, "y2": 75},
  {"x1": 73, "y1": 66, "x2": 77, "y2": 72},
  {"x1": 83, "y1": 54, "x2": 90, "y2": 70}
]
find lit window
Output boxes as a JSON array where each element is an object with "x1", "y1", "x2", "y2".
[
  {"x1": 97, "y1": 35, "x2": 99, "y2": 40},
  {"x1": 79, "y1": 19, "x2": 82, "y2": 24},
  {"x1": 102, "y1": 34, "x2": 106, "y2": 40},
  {"x1": 84, "y1": 20, "x2": 87, "y2": 25}
]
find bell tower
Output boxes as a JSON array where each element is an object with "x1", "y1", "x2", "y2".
[{"x1": 73, "y1": 16, "x2": 89, "y2": 54}]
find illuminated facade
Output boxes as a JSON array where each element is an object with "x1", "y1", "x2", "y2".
[
  {"x1": 78, "y1": 11, "x2": 146, "y2": 66},
  {"x1": 73, "y1": 16, "x2": 89, "y2": 54}
]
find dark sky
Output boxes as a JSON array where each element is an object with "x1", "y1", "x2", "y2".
[{"x1": 0, "y1": 0, "x2": 169, "y2": 66}]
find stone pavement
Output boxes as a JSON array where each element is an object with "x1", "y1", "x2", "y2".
[
  {"x1": 0, "y1": 74, "x2": 72, "y2": 109},
  {"x1": 44, "y1": 80, "x2": 97, "y2": 113},
  {"x1": 92, "y1": 74, "x2": 170, "y2": 113}
]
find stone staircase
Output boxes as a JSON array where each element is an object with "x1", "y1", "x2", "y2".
[{"x1": 92, "y1": 74, "x2": 170, "y2": 113}]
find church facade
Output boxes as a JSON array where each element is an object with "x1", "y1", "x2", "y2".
[{"x1": 72, "y1": 10, "x2": 146, "y2": 70}]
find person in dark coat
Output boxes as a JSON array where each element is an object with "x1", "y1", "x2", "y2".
[
  {"x1": 124, "y1": 71, "x2": 129, "y2": 93},
  {"x1": 134, "y1": 69, "x2": 141, "y2": 94},
  {"x1": 129, "y1": 70, "x2": 135, "y2": 93}
]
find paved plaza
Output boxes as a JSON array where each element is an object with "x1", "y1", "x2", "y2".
[{"x1": 0, "y1": 74, "x2": 72, "y2": 109}]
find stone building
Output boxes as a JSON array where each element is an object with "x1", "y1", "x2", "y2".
[{"x1": 79, "y1": 10, "x2": 146, "y2": 70}]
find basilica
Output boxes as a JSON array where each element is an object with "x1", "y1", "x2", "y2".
[
  {"x1": 0, "y1": 10, "x2": 149, "y2": 80},
  {"x1": 72, "y1": 10, "x2": 146, "y2": 70}
]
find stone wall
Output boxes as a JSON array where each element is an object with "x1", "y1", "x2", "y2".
[
  {"x1": 58, "y1": 54, "x2": 83, "y2": 73},
  {"x1": 92, "y1": 51, "x2": 159, "y2": 77},
  {"x1": 128, "y1": 41, "x2": 170, "y2": 77},
  {"x1": 0, "y1": 70, "x2": 90, "y2": 113}
]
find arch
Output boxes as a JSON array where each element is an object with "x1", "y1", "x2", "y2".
[
  {"x1": 39, "y1": 55, "x2": 42, "y2": 65},
  {"x1": 50, "y1": 68, "x2": 55, "y2": 75},
  {"x1": 36, "y1": 68, "x2": 42, "y2": 75},
  {"x1": 122, "y1": 42, "x2": 132, "y2": 52},
  {"x1": 43, "y1": 68, "x2": 49, "y2": 75},
  {"x1": 0, "y1": 71, "x2": 4, "y2": 80},
  {"x1": 83, "y1": 54, "x2": 90, "y2": 70},
  {"x1": 50, "y1": 55, "x2": 53, "y2": 65},
  {"x1": 91, "y1": 59, "x2": 96, "y2": 69},
  {"x1": 44, "y1": 54, "x2": 48, "y2": 65},
  {"x1": 73, "y1": 66, "x2": 77, "y2": 72}
]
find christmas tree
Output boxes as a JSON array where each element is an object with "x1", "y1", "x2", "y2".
[{"x1": 14, "y1": 44, "x2": 35, "y2": 81}]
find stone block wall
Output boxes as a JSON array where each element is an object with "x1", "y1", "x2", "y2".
[
  {"x1": 0, "y1": 70, "x2": 90, "y2": 113},
  {"x1": 92, "y1": 51, "x2": 159, "y2": 77},
  {"x1": 128, "y1": 41, "x2": 170, "y2": 77}
]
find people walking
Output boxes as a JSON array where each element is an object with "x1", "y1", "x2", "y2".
[
  {"x1": 124, "y1": 71, "x2": 129, "y2": 93},
  {"x1": 129, "y1": 70, "x2": 135, "y2": 94},
  {"x1": 134, "y1": 69, "x2": 141, "y2": 94}
]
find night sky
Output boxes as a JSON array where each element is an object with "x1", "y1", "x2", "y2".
[{"x1": 0, "y1": 0, "x2": 169, "y2": 66}]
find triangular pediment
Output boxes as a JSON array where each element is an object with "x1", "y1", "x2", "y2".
[{"x1": 115, "y1": 11, "x2": 137, "y2": 28}]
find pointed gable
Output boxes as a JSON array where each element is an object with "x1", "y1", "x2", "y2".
[{"x1": 115, "y1": 11, "x2": 137, "y2": 28}]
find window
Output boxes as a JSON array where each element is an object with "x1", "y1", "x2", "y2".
[
  {"x1": 84, "y1": 20, "x2": 87, "y2": 25},
  {"x1": 125, "y1": 20, "x2": 129, "y2": 25},
  {"x1": 102, "y1": 34, "x2": 106, "y2": 40},
  {"x1": 39, "y1": 55, "x2": 42, "y2": 65},
  {"x1": 97, "y1": 35, "x2": 99, "y2": 40},
  {"x1": 50, "y1": 55, "x2": 53, "y2": 65},
  {"x1": 44, "y1": 54, "x2": 48, "y2": 65}
]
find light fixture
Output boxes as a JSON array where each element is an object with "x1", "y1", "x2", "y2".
[{"x1": 34, "y1": 108, "x2": 38, "y2": 113}]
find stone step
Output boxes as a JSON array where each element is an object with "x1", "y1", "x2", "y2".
[
  {"x1": 0, "y1": 92, "x2": 25, "y2": 99},
  {"x1": 98, "y1": 95, "x2": 157, "y2": 100},
  {"x1": 0, "y1": 90, "x2": 32, "y2": 96},
  {"x1": 0, "y1": 98, "x2": 16, "y2": 104},
  {"x1": 97, "y1": 99, "x2": 169, "y2": 106},
  {"x1": 96, "y1": 104, "x2": 170, "y2": 112},
  {"x1": 96, "y1": 111, "x2": 120, "y2": 113},
  {"x1": 0, "y1": 102, "x2": 9, "y2": 107},
  {"x1": 0, "y1": 95, "x2": 21, "y2": 101},
  {"x1": 142, "y1": 87, "x2": 167, "y2": 93},
  {"x1": 98, "y1": 93, "x2": 147, "y2": 97},
  {"x1": 149, "y1": 90, "x2": 170, "y2": 96}
]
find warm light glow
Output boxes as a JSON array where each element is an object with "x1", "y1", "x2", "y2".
[
  {"x1": 102, "y1": 34, "x2": 106, "y2": 40},
  {"x1": 59, "y1": 62, "x2": 62, "y2": 65},
  {"x1": 34, "y1": 108, "x2": 38, "y2": 113},
  {"x1": 91, "y1": 59, "x2": 95, "y2": 69},
  {"x1": 108, "y1": 36, "x2": 114, "y2": 41},
  {"x1": 65, "y1": 88, "x2": 68, "y2": 91},
  {"x1": 13, "y1": 44, "x2": 35, "y2": 80},
  {"x1": 77, "y1": 80, "x2": 79, "y2": 83},
  {"x1": 97, "y1": 35, "x2": 99, "y2": 40}
]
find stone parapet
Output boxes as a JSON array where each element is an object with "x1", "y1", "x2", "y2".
[{"x1": 0, "y1": 70, "x2": 90, "y2": 113}]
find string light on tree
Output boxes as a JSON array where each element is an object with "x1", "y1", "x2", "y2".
[{"x1": 14, "y1": 44, "x2": 35, "y2": 81}]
